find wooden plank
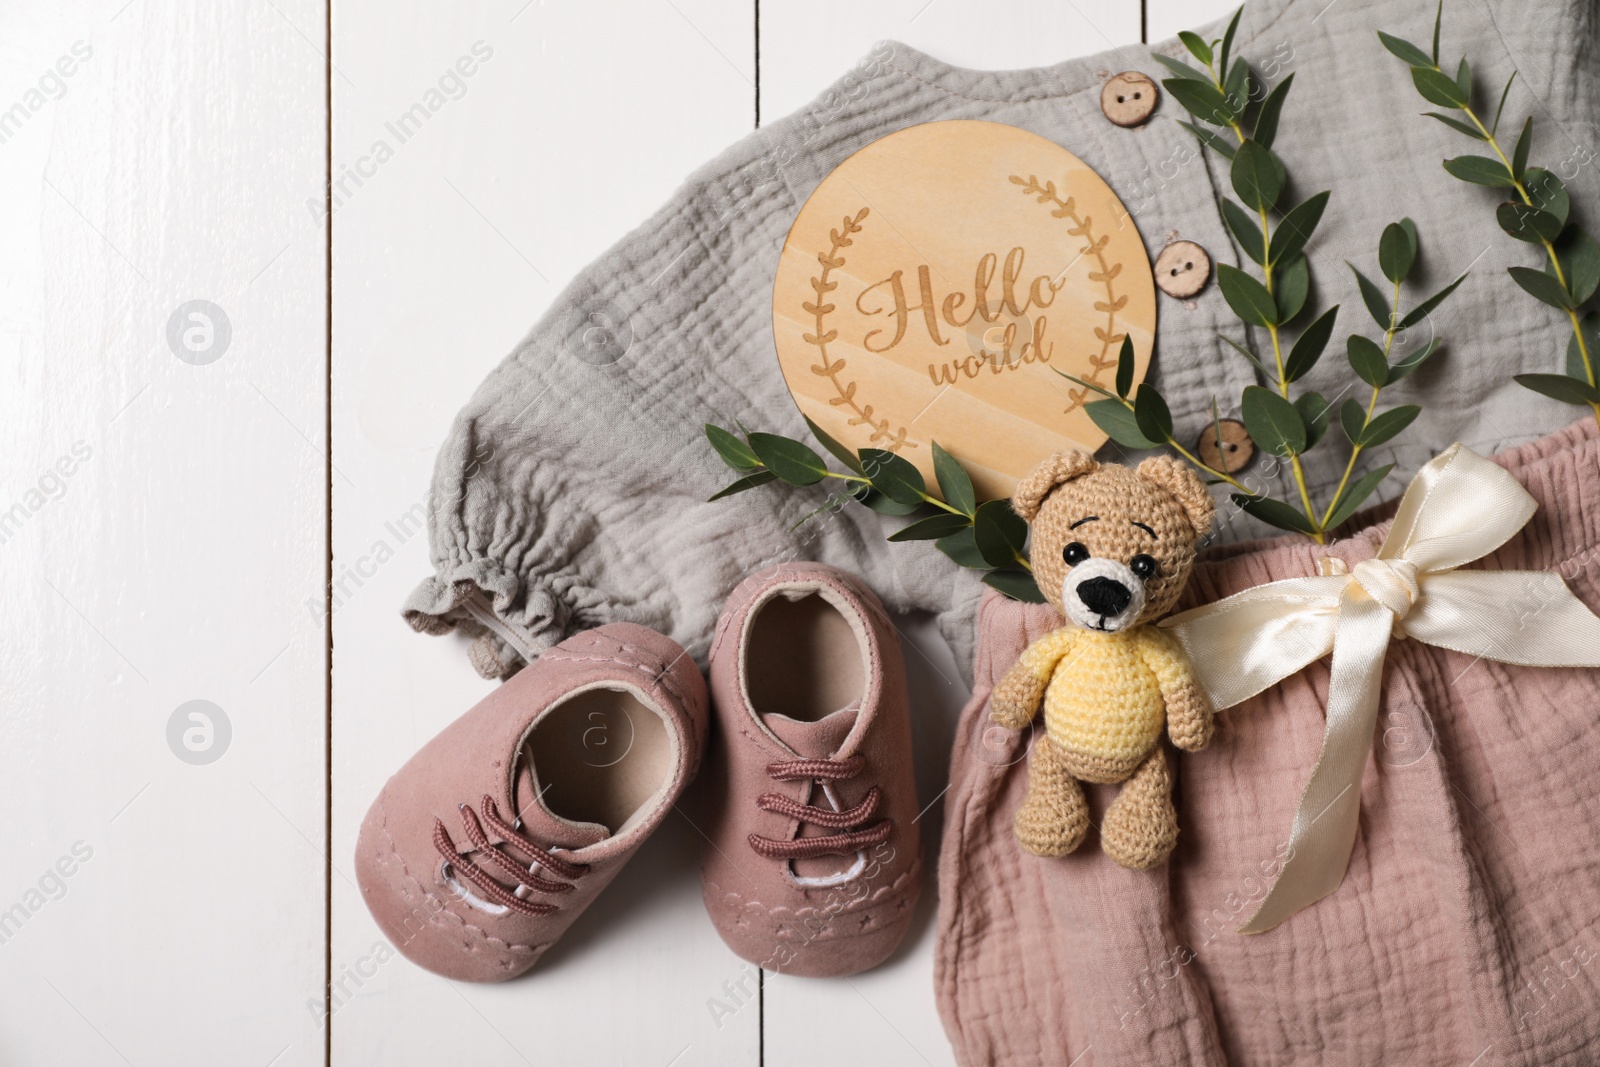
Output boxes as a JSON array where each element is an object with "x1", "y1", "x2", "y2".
[
  {"x1": 757, "y1": 5, "x2": 1142, "y2": 1065},
  {"x1": 329, "y1": 2, "x2": 759, "y2": 1064},
  {"x1": 0, "y1": 1, "x2": 328, "y2": 1065}
]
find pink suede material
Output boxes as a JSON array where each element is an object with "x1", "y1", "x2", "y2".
[
  {"x1": 355, "y1": 623, "x2": 707, "y2": 982},
  {"x1": 698, "y1": 562, "x2": 923, "y2": 978},
  {"x1": 937, "y1": 418, "x2": 1600, "y2": 1066}
]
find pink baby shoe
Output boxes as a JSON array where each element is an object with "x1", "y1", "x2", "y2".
[
  {"x1": 698, "y1": 562, "x2": 923, "y2": 978},
  {"x1": 355, "y1": 623, "x2": 707, "y2": 981}
]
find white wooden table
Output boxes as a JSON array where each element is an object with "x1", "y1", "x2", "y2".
[{"x1": 0, "y1": 1, "x2": 1229, "y2": 1063}]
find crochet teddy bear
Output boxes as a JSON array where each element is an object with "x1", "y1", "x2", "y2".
[{"x1": 991, "y1": 450, "x2": 1216, "y2": 869}]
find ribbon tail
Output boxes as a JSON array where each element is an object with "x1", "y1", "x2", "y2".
[
  {"x1": 1404, "y1": 571, "x2": 1600, "y2": 667},
  {"x1": 1239, "y1": 590, "x2": 1394, "y2": 934}
]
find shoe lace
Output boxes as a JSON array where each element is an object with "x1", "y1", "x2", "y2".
[
  {"x1": 433, "y1": 794, "x2": 589, "y2": 917},
  {"x1": 747, "y1": 755, "x2": 893, "y2": 860}
]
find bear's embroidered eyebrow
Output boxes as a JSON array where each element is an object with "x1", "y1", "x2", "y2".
[
  {"x1": 1068, "y1": 516, "x2": 1099, "y2": 529},
  {"x1": 1131, "y1": 521, "x2": 1157, "y2": 539}
]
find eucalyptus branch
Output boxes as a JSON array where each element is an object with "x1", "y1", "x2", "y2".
[
  {"x1": 1381, "y1": 0, "x2": 1600, "y2": 427},
  {"x1": 702, "y1": 418, "x2": 1041, "y2": 602},
  {"x1": 1139, "y1": 7, "x2": 1468, "y2": 542}
]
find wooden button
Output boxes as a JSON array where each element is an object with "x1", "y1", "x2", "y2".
[
  {"x1": 1197, "y1": 418, "x2": 1255, "y2": 473},
  {"x1": 1154, "y1": 240, "x2": 1211, "y2": 298},
  {"x1": 1100, "y1": 72, "x2": 1158, "y2": 128}
]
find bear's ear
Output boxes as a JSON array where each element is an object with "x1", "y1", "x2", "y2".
[
  {"x1": 1011, "y1": 451, "x2": 1098, "y2": 522},
  {"x1": 1136, "y1": 455, "x2": 1215, "y2": 537}
]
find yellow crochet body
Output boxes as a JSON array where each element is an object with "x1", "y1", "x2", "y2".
[{"x1": 1016, "y1": 626, "x2": 1190, "y2": 779}]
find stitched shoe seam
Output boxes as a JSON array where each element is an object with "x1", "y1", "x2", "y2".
[{"x1": 372, "y1": 795, "x2": 549, "y2": 957}]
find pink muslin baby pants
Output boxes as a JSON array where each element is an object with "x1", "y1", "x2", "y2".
[{"x1": 937, "y1": 418, "x2": 1600, "y2": 1066}]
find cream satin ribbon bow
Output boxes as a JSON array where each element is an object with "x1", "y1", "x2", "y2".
[{"x1": 1161, "y1": 443, "x2": 1600, "y2": 934}]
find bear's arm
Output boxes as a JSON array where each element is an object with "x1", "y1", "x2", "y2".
[
  {"x1": 990, "y1": 628, "x2": 1078, "y2": 730},
  {"x1": 1137, "y1": 627, "x2": 1214, "y2": 751}
]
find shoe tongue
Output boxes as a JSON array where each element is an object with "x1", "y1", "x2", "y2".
[
  {"x1": 764, "y1": 702, "x2": 859, "y2": 759},
  {"x1": 509, "y1": 756, "x2": 609, "y2": 851}
]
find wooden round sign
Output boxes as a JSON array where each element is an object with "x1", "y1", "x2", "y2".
[{"x1": 771, "y1": 119, "x2": 1157, "y2": 500}]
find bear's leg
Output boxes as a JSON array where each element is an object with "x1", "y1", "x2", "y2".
[
  {"x1": 1013, "y1": 736, "x2": 1089, "y2": 857},
  {"x1": 1100, "y1": 748, "x2": 1178, "y2": 869}
]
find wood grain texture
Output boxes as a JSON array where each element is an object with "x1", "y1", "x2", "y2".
[
  {"x1": 0, "y1": 2, "x2": 328, "y2": 1065},
  {"x1": 772, "y1": 119, "x2": 1156, "y2": 500},
  {"x1": 329, "y1": 2, "x2": 759, "y2": 1066}
]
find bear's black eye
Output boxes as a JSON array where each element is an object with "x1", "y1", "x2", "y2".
[
  {"x1": 1130, "y1": 553, "x2": 1159, "y2": 580},
  {"x1": 1062, "y1": 542, "x2": 1090, "y2": 566}
]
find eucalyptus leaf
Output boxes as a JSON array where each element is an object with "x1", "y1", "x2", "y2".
[
  {"x1": 1379, "y1": 221, "x2": 1416, "y2": 284},
  {"x1": 931, "y1": 441, "x2": 976, "y2": 516},
  {"x1": 1400, "y1": 217, "x2": 1419, "y2": 258},
  {"x1": 1423, "y1": 111, "x2": 1488, "y2": 140},
  {"x1": 803, "y1": 415, "x2": 864, "y2": 474},
  {"x1": 1514, "y1": 373, "x2": 1600, "y2": 405},
  {"x1": 859, "y1": 447, "x2": 926, "y2": 504},
  {"x1": 1377, "y1": 31, "x2": 1432, "y2": 68},
  {"x1": 1085, "y1": 398, "x2": 1162, "y2": 449},
  {"x1": 1512, "y1": 117, "x2": 1533, "y2": 181},
  {"x1": 1360, "y1": 404, "x2": 1422, "y2": 447},
  {"x1": 1491, "y1": 69, "x2": 1517, "y2": 136},
  {"x1": 1296, "y1": 390, "x2": 1332, "y2": 448},
  {"x1": 1055, "y1": 369, "x2": 1120, "y2": 402},
  {"x1": 1154, "y1": 54, "x2": 1210, "y2": 82},
  {"x1": 1217, "y1": 263, "x2": 1278, "y2": 327},
  {"x1": 705, "y1": 423, "x2": 760, "y2": 471},
  {"x1": 973, "y1": 499, "x2": 1029, "y2": 569},
  {"x1": 1269, "y1": 191, "x2": 1330, "y2": 266},
  {"x1": 1285, "y1": 304, "x2": 1339, "y2": 382},
  {"x1": 936, "y1": 526, "x2": 987, "y2": 568},
  {"x1": 887, "y1": 511, "x2": 974, "y2": 542},
  {"x1": 748, "y1": 433, "x2": 828, "y2": 485},
  {"x1": 982, "y1": 567, "x2": 1046, "y2": 603},
  {"x1": 1442, "y1": 155, "x2": 1516, "y2": 187},
  {"x1": 1397, "y1": 272, "x2": 1468, "y2": 329},
  {"x1": 1455, "y1": 56, "x2": 1473, "y2": 101},
  {"x1": 1163, "y1": 78, "x2": 1234, "y2": 126},
  {"x1": 1431, "y1": 0, "x2": 1443, "y2": 62},
  {"x1": 854, "y1": 485, "x2": 921, "y2": 516},
  {"x1": 1554, "y1": 225, "x2": 1600, "y2": 305},
  {"x1": 1222, "y1": 199, "x2": 1267, "y2": 264},
  {"x1": 1178, "y1": 120, "x2": 1237, "y2": 160},
  {"x1": 1178, "y1": 30, "x2": 1213, "y2": 65},
  {"x1": 1253, "y1": 73, "x2": 1294, "y2": 148},
  {"x1": 1412, "y1": 65, "x2": 1468, "y2": 108},
  {"x1": 1324, "y1": 463, "x2": 1395, "y2": 531},
  {"x1": 1275, "y1": 254, "x2": 1310, "y2": 324},
  {"x1": 1224, "y1": 56, "x2": 1251, "y2": 108},
  {"x1": 1219, "y1": 6, "x2": 1242, "y2": 83},
  {"x1": 708, "y1": 470, "x2": 777, "y2": 500},
  {"x1": 1133, "y1": 384, "x2": 1175, "y2": 443},
  {"x1": 1497, "y1": 202, "x2": 1563, "y2": 244},
  {"x1": 1234, "y1": 493, "x2": 1319, "y2": 535},
  {"x1": 1115, "y1": 335, "x2": 1136, "y2": 399},
  {"x1": 1509, "y1": 265, "x2": 1576, "y2": 309},
  {"x1": 1338, "y1": 397, "x2": 1368, "y2": 445},
  {"x1": 1231, "y1": 140, "x2": 1286, "y2": 211},
  {"x1": 1241, "y1": 385, "x2": 1306, "y2": 456},
  {"x1": 1221, "y1": 335, "x2": 1272, "y2": 376},
  {"x1": 1349, "y1": 263, "x2": 1393, "y2": 329},
  {"x1": 1524, "y1": 168, "x2": 1570, "y2": 225},
  {"x1": 1347, "y1": 334, "x2": 1389, "y2": 387}
]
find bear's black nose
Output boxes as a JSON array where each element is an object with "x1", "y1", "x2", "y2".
[{"x1": 1077, "y1": 576, "x2": 1132, "y2": 618}]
